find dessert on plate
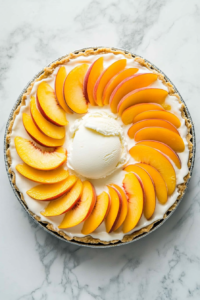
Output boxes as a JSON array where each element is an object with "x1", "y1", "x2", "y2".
[{"x1": 6, "y1": 47, "x2": 193, "y2": 245}]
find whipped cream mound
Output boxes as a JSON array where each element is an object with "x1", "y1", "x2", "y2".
[{"x1": 67, "y1": 111, "x2": 128, "y2": 179}]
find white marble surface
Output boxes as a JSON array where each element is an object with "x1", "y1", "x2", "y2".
[{"x1": 0, "y1": 0, "x2": 200, "y2": 299}]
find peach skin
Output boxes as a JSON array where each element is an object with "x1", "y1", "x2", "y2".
[
  {"x1": 37, "y1": 82, "x2": 68, "y2": 126},
  {"x1": 110, "y1": 184, "x2": 128, "y2": 231},
  {"x1": 41, "y1": 179, "x2": 83, "y2": 216},
  {"x1": 58, "y1": 181, "x2": 96, "y2": 229},
  {"x1": 134, "y1": 127, "x2": 185, "y2": 152},
  {"x1": 133, "y1": 110, "x2": 181, "y2": 128},
  {"x1": 124, "y1": 165, "x2": 156, "y2": 219},
  {"x1": 27, "y1": 175, "x2": 77, "y2": 201},
  {"x1": 81, "y1": 191, "x2": 110, "y2": 235},
  {"x1": 22, "y1": 113, "x2": 65, "y2": 147},
  {"x1": 94, "y1": 59, "x2": 126, "y2": 106},
  {"x1": 129, "y1": 145, "x2": 176, "y2": 195},
  {"x1": 136, "y1": 140, "x2": 181, "y2": 169},
  {"x1": 135, "y1": 163, "x2": 168, "y2": 204},
  {"x1": 83, "y1": 57, "x2": 104, "y2": 105},
  {"x1": 16, "y1": 164, "x2": 69, "y2": 184},
  {"x1": 110, "y1": 74, "x2": 158, "y2": 113},
  {"x1": 121, "y1": 103, "x2": 164, "y2": 125},
  {"x1": 55, "y1": 66, "x2": 72, "y2": 113},
  {"x1": 128, "y1": 119, "x2": 180, "y2": 138},
  {"x1": 103, "y1": 68, "x2": 138, "y2": 105},
  {"x1": 30, "y1": 96, "x2": 65, "y2": 140},
  {"x1": 122, "y1": 173, "x2": 144, "y2": 233},
  {"x1": 64, "y1": 64, "x2": 89, "y2": 114},
  {"x1": 117, "y1": 87, "x2": 168, "y2": 116},
  {"x1": 14, "y1": 137, "x2": 67, "y2": 170},
  {"x1": 106, "y1": 186, "x2": 122, "y2": 233}
]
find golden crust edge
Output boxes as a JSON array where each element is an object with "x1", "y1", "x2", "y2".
[{"x1": 5, "y1": 47, "x2": 194, "y2": 246}]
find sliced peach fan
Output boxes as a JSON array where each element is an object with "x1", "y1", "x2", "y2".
[
  {"x1": 30, "y1": 96, "x2": 65, "y2": 140},
  {"x1": 55, "y1": 66, "x2": 72, "y2": 114},
  {"x1": 105, "y1": 186, "x2": 122, "y2": 233},
  {"x1": 94, "y1": 59, "x2": 126, "y2": 106},
  {"x1": 22, "y1": 113, "x2": 65, "y2": 148},
  {"x1": 59, "y1": 181, "x2": 96, "y2": 229},
  {"x1": 117, "y1": 87, "x2": 168, "y2": 116}
]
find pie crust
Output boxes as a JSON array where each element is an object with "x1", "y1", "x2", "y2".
[{"x1": 5, "y1": 47, "x2": 194, "y2": 245}]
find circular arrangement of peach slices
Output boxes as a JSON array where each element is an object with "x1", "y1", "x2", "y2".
[{"x1": 14, "y1": 56, "x2": 185, "y2": 236}]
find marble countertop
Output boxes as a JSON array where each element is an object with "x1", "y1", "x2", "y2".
[{"x1": 1, "y1": 0, "x2": 200, "y2": 299}]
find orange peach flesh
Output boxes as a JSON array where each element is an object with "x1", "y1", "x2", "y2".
[
  {"x1": 81, "y1": 191, "x2": 110, "y2": 235},
  {"x1": 83, "y1": 57, "x2": 104, "y2": 105},
  {"x1": 133, "y1": 110, "x2": 181, "y2": 128},
  {"x1": 14, "y1": 137, "x2": 66, "y2": 170},
  {"x1": 58, "y1": 181, "x2": 96, "y2": 229},
  {"x1": 136, "y1": 140, "x2": 181, "y2": 169},
  {"x1": 27, "y1": 175, "x2": 77, "y2": 201},
  {"x1": 103, "y1": 68, "x2": 139, "y2": 105},
  {"x1": 135, "y1": 163, "x2": 168, "y2": 204},
  {"x1": 110, "y1": 184, "x2": 128, "y2": 231},
  {"x1": 30, "y1": 96, "x2": 65, "y2": 139},
  {"x1": 55, "y1": 66, "x2": 72, "y2": 113},
  {"x1": 122, "y1": 173, "x2": 144, "y2": 233},
  {"x1": 110, "y1": 74, "x2": 158, "y2": 113},
  {"x1": 124, "y1": 165, "x2": 156, "y2": 219},
  {"x1": 106, "y1": 186, "x2": 121, "y2": 233},
  {"x1": 64, "y1": 64, "x2": 89, "y2": 114},
  {"x1": 41, "y1": 179, "x2": 83, "y2": 216},
  {"x1": 134, "y1": 127, "x2": 185, "y2": 152},
  {"x1": 22, "y1": 113, "x2": 65, "y2": 147},
  {"x1": 37, "y1": 81, "x2": 68, "y2": 126},
  {"x1": 129, "y1": 145, "x2": 176, "y2": 195},
  {"x1": 117, "y1": 87, "x2": 168, "y2": 116},
  {"x1": 16, "y1": 164, "x2": 69, "y2": 184},
  {"x1": 121, "y1": 103, "x2": 164, "y2": 125},
  {"x1": 94, "y1": 59, "x2": 126, "y2": 106},
  {"x1": 128, "y1": 119, "x2": 180, "y2": 138}
]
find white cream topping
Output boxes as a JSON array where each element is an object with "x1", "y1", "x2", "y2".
[{"x1": 9, "y1": 53, "x2": 190, "y2": 242}]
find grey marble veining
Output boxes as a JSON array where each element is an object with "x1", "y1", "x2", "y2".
[{"x1": 1, "y1": 0, "x2": 200, "y2": 299}]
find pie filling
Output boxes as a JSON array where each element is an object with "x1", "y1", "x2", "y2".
[{"x1": 9, "y1": 52, "x2": 189, "y2": 242}]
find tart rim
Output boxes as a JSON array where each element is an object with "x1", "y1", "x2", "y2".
[{"x1": 5, "y1": 47, "x2": 194, "y2": 247}]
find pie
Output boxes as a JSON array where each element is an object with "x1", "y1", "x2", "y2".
[{"x1": 5, "y1": 47, "x2": 193, "y2": 245}]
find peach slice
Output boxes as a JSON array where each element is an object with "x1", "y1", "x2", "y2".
[
  {"x1": 16, "y1": 164, "x2": 69, "y2": 184},
  {"x1": 58, "y1": 181, "x2": 96, "y2": 229},
  {"x1": 135, "y1": 163, "x2": 168, "y2": 204},
  {"x1": 128, "y1": 119, "x2": 180, "y2": 138},
  {"x1": 117, "y1": 87, "x2": 168, "y2": 116},
  {"x1": 41, "y1": 179, "x2": 83, "y2": 216},
  {"x1": 14, "y1": 137, "x2": 67, "y2": 170},
  {"x1": 83, "y1": 57, "x2": 104, "y2": 105},
  {"x1": 124, "y1": 165, "x2": 156, "y2": 219},
  {"x1": 103, "y1": 68, "x2": 138, "y2": 105},
  {"x1": 64, "y1": 64, "x2": 89, "y2": 114},
  {"x1": 122, "y1": 173, "x2": 144, "y2": 233},
  {"x1": 137, "y1": 140, "x2": 181, "y2": 169},
  {"x1": 133, "y1": 110, "x2": 181, "y2": 128},
  {"x1": 81, "y1": 191, "x2": 110, "y2": 235},
  {"x1": 94, "y1": 59, "x2": 126, "y2": 106},
  {"x1": 110, "y1": 73, "x2": 158, "y2": 113},
  {"x1": 134, "y1": 127, "x2": 185, "y2": 152},
  {"x1": 55, "y1": 66, "x2": 72, "y2": 114},
  {"x1": 23, "y1": 113, "x2": 65, "y2": 147},
  {"x1": 105, "y1": 186, "x2": 122, "y2": 233},
  {"x1": 37, "y1": 81, "x2": 68, "y2": 126},
  {"x1": 121, "y1": 103, "x2": 164, "y2": 125},
  {"x1": 129, "y1": 145, "x2": 176, "y2": 195},
  {"x1": 110, "y1": 184, "x2": 128, "y2": 231},
  {"x1": 30, "y1": 96, "x2": 65, "y2": 139},
  {"x1": 27, "y1": 175, "x2": 77, "y2": 200}
]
